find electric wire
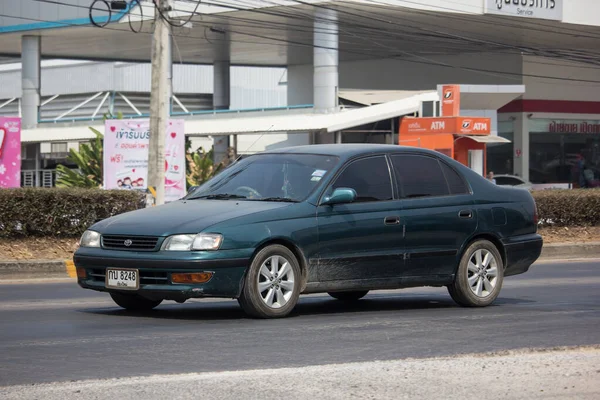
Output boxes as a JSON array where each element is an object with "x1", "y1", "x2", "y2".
[{"x1": 7, "y1": 1, "x2": 600, "y2": 85}]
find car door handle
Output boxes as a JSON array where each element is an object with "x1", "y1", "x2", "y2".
[
  {"x1": 458, "y1": 210, "x2": 473, "y2": 219},
  {"x1": 384, "y1": 216, "x2": 401, "y2": 225}
]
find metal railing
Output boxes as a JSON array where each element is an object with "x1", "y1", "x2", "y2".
[
  {"x1": 34, "y1": 90, "x2": 313, "y2": 124},
  {"x1": 20, "y1": 170, "x2": 57, "y2": 188}
]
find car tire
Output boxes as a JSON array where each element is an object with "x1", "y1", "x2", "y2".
[
  {"x1": 448, "y1": 239, "x2": 504, "y2": 307},
  {"x1": 238, "y1": 244, "x2": 302, "y2": 319},
  {"x1": 110, "y1": 292, "x2": 163, "y2": 311},
  {"x1": 328, "y1": 291, "x2": 369, "y2": 301}
]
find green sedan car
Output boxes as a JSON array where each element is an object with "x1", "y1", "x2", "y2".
[{"x1": 74, "y1": 144, "x2": 543, "y2": 318}]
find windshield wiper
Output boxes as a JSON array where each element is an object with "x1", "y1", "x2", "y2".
[
  {"x1": 192, "y1": 193, "x2": 247, "y2": 200},
  {"x1": 254, "y1": 197, "x2": 299, "y2": 203}
]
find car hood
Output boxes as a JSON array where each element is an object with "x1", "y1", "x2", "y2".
[{"x1": 91, "y1": 199, "x2": 292, "y2": 236}]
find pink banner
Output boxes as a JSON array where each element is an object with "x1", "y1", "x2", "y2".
[
  {"x1": 103, "y1": 119, "x2": 186, "y2": 202},
  {"x1": 0, "y1": 117, "x2": 22, "y2": 188}
]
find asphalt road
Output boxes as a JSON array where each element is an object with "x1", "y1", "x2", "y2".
[{"x1": 1, "y1": 259, "x2": 599, "y2": 388}]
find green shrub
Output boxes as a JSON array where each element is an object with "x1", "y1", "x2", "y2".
[
  {"x1": 0, "y1": 188, "x2": 145, "y2": 238},
  {"x1": 532, "y1": 189, "x2": 600, "y2": 227}
]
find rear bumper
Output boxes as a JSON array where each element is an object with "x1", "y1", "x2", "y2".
[
  {"x1": 74, "y1": 253, "x2": 250, "y2": 300},
  {"x1": 502, "y1": 233, "x2": 543, "y2": 277}
]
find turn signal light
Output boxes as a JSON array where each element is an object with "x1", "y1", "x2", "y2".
[
  {"x1": 171, "y1": 272, "x2": 213, "y2": 284},
  {"x1": 76, "y1": 267, "x2": 87, "y2": 279}
]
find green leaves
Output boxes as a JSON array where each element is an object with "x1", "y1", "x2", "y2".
[
  {"x1": 55, "y1": 127, "x2": 104, "y2": 188},
  {"x1": 0, "y1": 188, "x2": 145, "y2": 238},
  {"x1": 186, "y1": 147, "x2": 226, "y2": 187}
]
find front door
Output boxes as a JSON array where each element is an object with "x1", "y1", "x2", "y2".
[
  {"x1": 390, "y1": 153, "x2": 477, "y2": 277},
  {"x1": 316, "y1": 155, "x2": 405, "y2": 282}
]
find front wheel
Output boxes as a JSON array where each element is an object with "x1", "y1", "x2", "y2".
[
  {"x1": 447, "y1": 240, "x2": 504, "y2": 307},
  {"x1": 238, "y1": 245, "x2": 301, "y2": 318},
  {"x1": 110, "y1": 292, "x2": 163, "y2": 311},
  {"x1": 328, "y1": 291, "x2": 369, "y2": 302}
]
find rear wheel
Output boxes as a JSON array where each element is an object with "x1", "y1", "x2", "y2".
[
  {"x1": 328, "y1": 291, "x2": 369, "y2": 302},
  {"x1": 448, "y1": 240, "x2": 504, "y2": 307},
  {"x1": 238, "y1": 245, "x2": 301, "y2": 318},
  {"x1": 110, "y1": 292, "x2": 163, "y2": 311}
]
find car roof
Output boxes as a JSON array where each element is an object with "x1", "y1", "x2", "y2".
[{"x1": 261, "y1": 144, "x2": 441, "y2": 159}]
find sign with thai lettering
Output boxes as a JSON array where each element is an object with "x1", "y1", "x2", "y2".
[
  {"x1": 0, "y1": 117, "x2": 21, "y2": 188},
  {"x1": 484, "y1": 0, "x2": 563, "y2": 21},
  {"x1": 103, "y1": 119, "x2": 186, "y2": 202},
  {"x1": 530, "y1": 119, "x2": 600, "y2": 134}
]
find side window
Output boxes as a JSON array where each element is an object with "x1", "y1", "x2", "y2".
[
  {"x1": 440, "y1": 161, "x2": 469, "y2": 195},
  {"x1": 331, "y1": 156, "x2": 393, "y2": 202},
  {"x1": 391, "y1": 154, "x2": 449, "y2": 198}
]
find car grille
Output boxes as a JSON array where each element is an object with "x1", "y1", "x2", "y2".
[
  {"x1": 101, "y1": 235, "x2": 159, "y2": 251},
  {"x1": 89, "y1": 269, "x2": 169, "y2": 285}
]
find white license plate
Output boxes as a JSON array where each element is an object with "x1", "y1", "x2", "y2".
[{"x1": 106, "y1": 268, "x2": 139, "y2": 290}]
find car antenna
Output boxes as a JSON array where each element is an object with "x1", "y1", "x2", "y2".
[{"x1": 240, "y1": 124, "x2": 275, "y2": 157}]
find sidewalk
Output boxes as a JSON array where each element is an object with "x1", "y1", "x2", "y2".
[{"x1": 1, "y1": 242, "x2": 599, "y2": 281}]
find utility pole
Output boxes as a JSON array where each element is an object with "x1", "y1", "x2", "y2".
[{"x1": 148, "y1": 0, "x2": 171, "y2": 206}]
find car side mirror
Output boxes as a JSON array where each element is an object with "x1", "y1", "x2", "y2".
[{"x1": 321, "y1": 188, "x2": 357, "y2": 206}]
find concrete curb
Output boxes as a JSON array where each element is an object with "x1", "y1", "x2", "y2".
[
  {"x1": 0, "y1": 244, "x2": 599, "y2": 281},
  {"x1": 540, "y1": 242, "x2": 600, "y2": 260},
  {"x1": 0, "y1": 259, "x2": 75, "y2": 280}
]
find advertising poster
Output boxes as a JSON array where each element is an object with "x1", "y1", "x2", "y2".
[
  {"x1": 0, "y1": 117, "x2": 22, "y2": 188},
  {"x1": 103, "y1": 119, "x2": 186, "y2": 202}
]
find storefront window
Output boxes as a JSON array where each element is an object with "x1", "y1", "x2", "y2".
[
  {"x1": 487, "y1": 121, "x2": 514, "y2": 175},
  {"x1": 529, "y1": 119, "x2": 600, "y2": 187}
]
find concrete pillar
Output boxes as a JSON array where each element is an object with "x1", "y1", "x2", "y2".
[
  {"x1": 213, "y1": 29, "x2": 231, "y2": 163},
  {"x1": 168, "y1": 34, "x2": 173, "y2": 114},
  {"x1": 513, "y1": 113, "x2": 529, "y2": 181},
  {"x1": 313, "y1": 8, "x2": 338, "y2": 144},
  {"x1": 21, "y1": 36, "x2": 41, "y2": 129}
]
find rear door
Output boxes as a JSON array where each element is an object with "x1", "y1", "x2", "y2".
[
  {"x1": 390, "y1": 153, "x2": 477, "y2": 277},
  {"x1": 316, "y1": 155, "x2": 405, "y2": 282}
]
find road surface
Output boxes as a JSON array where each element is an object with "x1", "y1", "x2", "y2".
[{"x1": 0, "y1": 259, "x2": 599, "y2": 398}]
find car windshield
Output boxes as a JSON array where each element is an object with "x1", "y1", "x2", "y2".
[{"x1": 186, "y1": 153, "x2": 339, "y2": 202}]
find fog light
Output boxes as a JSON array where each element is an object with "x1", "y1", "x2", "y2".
[
  {"x1": 171, "y1": 272, "x2": 213, "y2": 284},
  {"x1": 76, "y1": 267, "x2": 87, "y2": 279}
]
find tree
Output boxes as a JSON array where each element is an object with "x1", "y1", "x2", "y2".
[
  {"x1": 55, "y1": 127, "x2": 104, "y2": 188},
  {"x1": 186, "y1": 145, "x2": 236, "y2": 187},
  {"x1": 55, "y1": 112, "x2": 122, "y2": 188},
  {"x1": 186, "y1": 147, "x2": 223, "y2": 187}
]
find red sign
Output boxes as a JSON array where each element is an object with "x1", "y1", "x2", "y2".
[
  {"x1": 441, "y1": 85, "x2": 460, "y2": 117},
  {"x1": 548, "y1": 121, "x2": 600, "y2": 134}
]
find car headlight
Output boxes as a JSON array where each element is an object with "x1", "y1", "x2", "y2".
[
  {"x1": 80, "y1": 230, "x2": 101, "y2": 248},
  {"x1": 162, "y1": 233, "x2": 223, "y2": 251}
]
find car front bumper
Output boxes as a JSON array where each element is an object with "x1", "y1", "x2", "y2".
[{"x1": 73, "y1": 248, "x2": 252, "y2": 301}]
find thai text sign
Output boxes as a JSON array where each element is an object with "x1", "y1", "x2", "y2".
[{"x1": 103, "y1": 119, "x2": 186, "y2": 202}]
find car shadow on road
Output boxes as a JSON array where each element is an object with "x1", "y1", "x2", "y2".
[{"x1": 77, "y1": 293, "x2": 535, "y2": 322}]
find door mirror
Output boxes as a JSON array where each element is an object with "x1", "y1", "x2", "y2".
[{"x1": 321, "y1": 188, "x2": 357, "y2": 206}]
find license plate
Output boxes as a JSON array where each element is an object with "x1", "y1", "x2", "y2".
[{"x1": 106, "y1": 268, "x2": 139, "y2": 290}]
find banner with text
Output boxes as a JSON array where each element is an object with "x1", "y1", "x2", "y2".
[
  {"x1": 103, "y1": 119, "x2": 186, "y2": 202},
  {"x1": 484, "y1": 0, "x2": 563, "y2": 21},
  {"x1": 0, "y1": 117, "x2": 22, "y2": 188}
]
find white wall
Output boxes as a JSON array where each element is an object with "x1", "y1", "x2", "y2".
[
  {"x1": 288, "y1": 52, "x2": 523, "y2": 106},
  {"x1": 522, "y1": 56, "x2": 600, "y2": 102},
  {"x1": 563, "y1": 0, "x2": 600, "y2": 26}
]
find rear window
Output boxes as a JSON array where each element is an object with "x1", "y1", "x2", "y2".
[{"x1": 391, "y1": 154, "x2": 449, "y2": 198}]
